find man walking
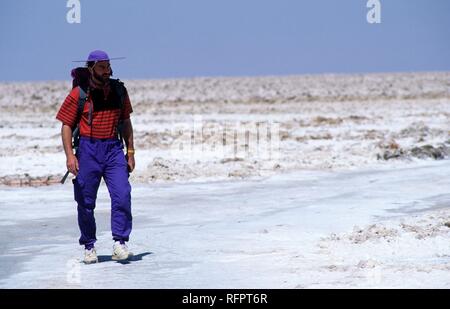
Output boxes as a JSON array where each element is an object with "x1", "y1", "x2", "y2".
[{"x1": 56, "y1": 50, "x2": 135, "y2": 263}]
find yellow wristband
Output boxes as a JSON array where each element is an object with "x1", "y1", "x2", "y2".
[{"x1": 127, "y1": 149, "x2": 135, "y2": 155}]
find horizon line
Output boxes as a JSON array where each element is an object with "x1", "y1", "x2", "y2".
[{"x1": 1, "y1": 69, "x2": 449, "y2": 84}]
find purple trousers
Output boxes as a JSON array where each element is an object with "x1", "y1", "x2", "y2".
[{"x1": 73, "y1": 136, "x2": 132, "y2": 249}]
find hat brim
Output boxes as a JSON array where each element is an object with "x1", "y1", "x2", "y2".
[{"x1": 72, "y1": 57, "x2": 126, "y2": 63}]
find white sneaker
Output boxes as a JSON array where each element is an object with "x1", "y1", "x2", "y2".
[
  {"x1": 84, "y1": 248, "x2": 98, "y2": 264},
  {"x1": 112, "y1": 241, "x2": 132, "y2": 261}
]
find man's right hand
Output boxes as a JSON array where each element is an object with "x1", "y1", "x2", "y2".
[{"x1": 66, "y1": 154, "x2": 79, "y2": 176}]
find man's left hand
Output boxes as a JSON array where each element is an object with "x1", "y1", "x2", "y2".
[{"x1": 127, "y1": 155, "x2": 135, "y2": 173}]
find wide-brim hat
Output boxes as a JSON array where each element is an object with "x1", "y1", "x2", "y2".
[{"x1": 72, "y1": 50, "x2": 125, "y2": 63}]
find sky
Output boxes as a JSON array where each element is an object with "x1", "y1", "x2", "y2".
[{"x1": 0, "y1": 0, "x2": 449, "y2": 81}]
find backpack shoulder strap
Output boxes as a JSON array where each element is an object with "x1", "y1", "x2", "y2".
[
  {"x1": 71, "y1": 86, "x2": 89, "y2": 148},
  {"x1": 110, "y1": 78, "x2": 126, "y2": 110},
  {"x1": 74, "y1": 86, "x2": 88, "y2": 128},
  {"x1": 109, "y1": 79, "x2": 127, "y2": 143}
]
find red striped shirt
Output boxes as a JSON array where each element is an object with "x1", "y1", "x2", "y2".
[{"x1": 56, "y1": 85, "x2": 133, "y2": 139}]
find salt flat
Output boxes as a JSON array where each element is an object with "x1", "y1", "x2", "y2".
[
  {"x1": 0, "y1": 72, "x2": 449, "y2": 288},
  {"x1": 0, "y1": 72, "x2": 449, "y2": 185},
  {"x1": 0, "y1": 159, "x2": 449, "y2": 288}
]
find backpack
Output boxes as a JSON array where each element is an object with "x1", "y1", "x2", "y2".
[{"x1": 70, "y1": 67, "x2": 126, "y2": 149}]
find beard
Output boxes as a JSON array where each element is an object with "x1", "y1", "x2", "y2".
[{"x1": 92, "y1": 70, "x2": 110, "y2": 84}]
